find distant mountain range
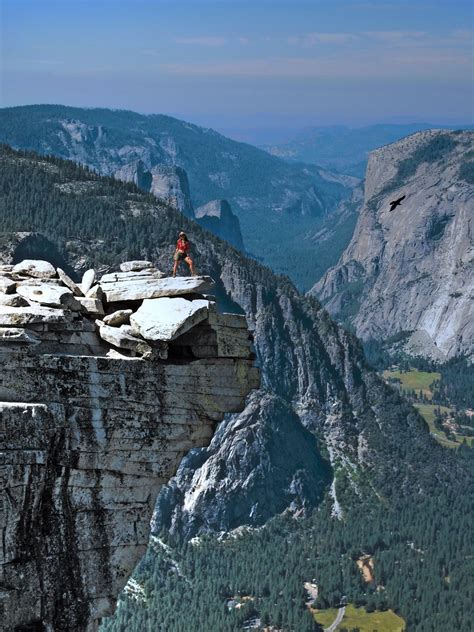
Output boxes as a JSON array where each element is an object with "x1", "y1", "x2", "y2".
[
  {"x1": 263, "y1": 123, "x2": 474, "y2": 177},
  {"x1": 0, "y1": 105, "x2": 356, "y2": 291}
]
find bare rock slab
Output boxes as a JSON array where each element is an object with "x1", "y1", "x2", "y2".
[
  {"x1": 86, "y1": 284, "x2": 104, "y2": 300},
  {"x1": 17, "y1": 284, "x2": 82, "y2": 311},
  {"x1": 100, "y1": 269, "x2": 165, "y2": 283},
  {"x1": 0, "y1": 305, "x2": 71, "y2": 326},
  {"x1": 76, "y1": 297, "x2": 105, "y2": 316},
  {"x1": 130, "y1": 297, "x2": 210, "y2": 341},
  {"x1": 12, "y1": 259, "x2": 57, "y2": 279},
  {"x1": 81, "y1": 269, "x2": 96, "y2": 294},
  {"x1": 103, "y1": 309, "x2": 132, "y2": 326},
  {"x1": 102, "y1": 275, "x2": 214, "y2": 303},
  {"x1": 57, "y1": 268, "x2": 84, "y2": 296},
  {"x1": 119, "y1": 260, "x2": 154, "y2": 272},
  {"x1": 0, "y1": 327, "x2": 41, "y2": 344},
  {"x1": 0, "y1": 276, "x2": 16, "y2": 294},
  {"x1": 97, "y1": 321, "x2": 156, "y2": 357},
  {"x1": 0, "y1": 294, "x2": 29, "y2": 307}
]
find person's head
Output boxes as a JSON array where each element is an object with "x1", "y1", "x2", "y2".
[{"x1": 179, "y1": 231, "x2": 188, "y2": 241}]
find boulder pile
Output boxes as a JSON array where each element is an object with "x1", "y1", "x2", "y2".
[{"x1": 0, "y1": 259, "x2": 254, "y2": 361}]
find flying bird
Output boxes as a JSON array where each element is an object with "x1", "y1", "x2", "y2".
[{"x1": 389, "y1": 195, "x2": 406, "y2": 212}]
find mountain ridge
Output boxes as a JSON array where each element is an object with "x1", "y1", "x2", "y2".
[{"x1": 0, "y1": 104, "x2": 354, "y2": 291}]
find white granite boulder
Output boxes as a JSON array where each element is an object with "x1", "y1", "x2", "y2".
[
  {"x1": 81, "y1": 269, "x2": 96, "y2": 294},
  {"x1": 101, "y1": 275, "x2": 213, "y2": 303},
  {"x1": 86, "y1": 284, "x2": 104, "y2": 300},
  {"x1": 0, "y1": 305, "x2": 71, "y2": 326},
  {"x1": 57, "y1": 268, "x2": 84, "y2": 296},
  {"x1": 96, "y1": 321, "x2": 155, "y2": 357},
  {"x1": 0, "y1": 276, "x2": 16, "y2": 294},
  {"x1": 130, "y1": 297, "x2": 210, "y2": 341},
  {"x1": 17, "y1": 284, "x2": 82, "y2": 311},
  {"x1": 12, "y1": 259, "x2": 56, "y2": 279},
  {"x1": 100, "y1": 269, "x2": 164, "y2": 283},
  {"x1": 0, "y1": 294, "x2": 29, "y2": 307},
  {"x1": 75, "y1": 297, "x2": 105, "y2": 316},
  {"x1": 119, "y1": 260, "x2": 154, "y2": 272},
  {"x1": 103, "y1": 309, "x2": 132, "y2": 327}
]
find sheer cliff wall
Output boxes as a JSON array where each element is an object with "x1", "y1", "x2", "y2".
[{"x1": 0, "y1": 268, "x2": 259, "y2": 631}]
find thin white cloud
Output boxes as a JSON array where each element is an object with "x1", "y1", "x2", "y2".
[
  {"x1": 450, "y1": 29, "x2": 473, "y2": 41},
  {"x1": 293, "y1": 32, "x2": 359, "y2": 46},
  {"x1": 160, "y1": 50, "x2": 471, "y2": 79},
  {"x1": 363, "y1": 30, "x2": 427, "y2": 42},
  {"x1": 174, "y1": 36, "x2": 227, "y2": 47}
]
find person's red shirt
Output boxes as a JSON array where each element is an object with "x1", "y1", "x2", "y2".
[{"x1": 177, "y1": 238, "x2": 190, "y2": 254}]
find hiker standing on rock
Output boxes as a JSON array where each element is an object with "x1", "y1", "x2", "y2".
[{"x1": 172, "y1": 231, "x2": 196, "y2": 277}]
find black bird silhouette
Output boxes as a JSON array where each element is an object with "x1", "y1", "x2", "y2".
[{"x1": 389, "y1": 195, "x2": 406, "y2": 212}]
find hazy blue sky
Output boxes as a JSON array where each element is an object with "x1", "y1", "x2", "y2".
[{"x1": 1, "y1": 0, "x2": 472, "y2": 133}]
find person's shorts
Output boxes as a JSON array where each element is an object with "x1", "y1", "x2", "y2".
[{"x1": 174, "y1": 251, "x2": 188, "y2": 262}]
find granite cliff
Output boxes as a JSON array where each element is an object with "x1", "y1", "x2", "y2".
[
  {"x1": 0, "y1": 258, "x2": 258, "y2": 631},
  {"x1": 313, "y1": 130, "x2": 474, "y2": 360},
  {"x1": 194, "y1": 199, "x2": 244, "y2": 251}
]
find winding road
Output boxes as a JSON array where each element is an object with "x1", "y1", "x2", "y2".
[{"x1": 324, "y1": 606, "x2": 346, "y2": 632}]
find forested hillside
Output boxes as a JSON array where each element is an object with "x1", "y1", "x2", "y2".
[
  {"x1": 0, "y1": 104, "x2": 357, "y2": 290},
  {"x1": 1, "y1": 145, "x2": 472, "y2": 631}
]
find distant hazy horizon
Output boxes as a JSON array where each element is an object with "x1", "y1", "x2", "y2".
[
  {"x1": 1, "y1": 102, "x2": 473, "y2": 149},
  {"x1": 1, "y1": 0, "x2": 472, "y2": 133}
]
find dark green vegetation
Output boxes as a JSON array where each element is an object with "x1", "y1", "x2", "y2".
[
  {"x1": 1, "y1": 145, "x2": 472, "y2": 631},
  {"x1": 100, "y1": 483, "x2": 472, "y2": 632},
  {"x1": 373, "y1": 345, "x2": 474, "y2": 448},
  {"x1": 0, "y1": 104, "x2": 355, "y2": 291},
  {"x1": 261, "y1": 123, "x2": 473, "y2": 177}
]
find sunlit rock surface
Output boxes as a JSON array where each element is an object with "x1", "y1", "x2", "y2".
[
  {"x1": 313, "y1": 130, "x2": 474, "y2": 359},
  {"x1": 0, "y1": 262, "x2": 259, "y2": 631}
]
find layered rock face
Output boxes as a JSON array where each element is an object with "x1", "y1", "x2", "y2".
[
  {"x1": 115, "y1": 161, "x2": 194, "y2": 219},
  {"x1": 313, "y1": 130, "x2": 474, "y2": 359},
  {"x1": 195, "y1": 199, "x2": 245, "y2": 251},
  {"x1": 0, "y1": 261, "x2": 258, "y2": 631}
]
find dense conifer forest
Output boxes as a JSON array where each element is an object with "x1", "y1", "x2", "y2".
[{"x1": 100, "y1": 481, "x2": 473, "y2": 632}]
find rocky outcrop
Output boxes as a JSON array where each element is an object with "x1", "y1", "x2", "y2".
[
  {"x1": 148, "y1": 165, "x2": 194, "y2": 219},
  {"x1": 195, "y1": 199, "x2": 245, "y2": 250},
  {"x1": 0, "y1": 261, "x2": 258, "y2": 631},
  {"x1": 313, "y1": 130, "x2": 474, "y2": 360},
  {"x1": 114, "y1": 161, "x2": 194, "y2": 219}
]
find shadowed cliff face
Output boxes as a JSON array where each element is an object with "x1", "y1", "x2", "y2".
[{"x1": 313, "y1": 130, "x2": 474, "y2": 360}]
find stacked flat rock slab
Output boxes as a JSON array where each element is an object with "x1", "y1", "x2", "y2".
[
  {"x1": 0, "y1": 260, "x2": 259, "y2": 632},
  {"x1": 100, "y1": 272, "x2": 212, "y2": 303}
]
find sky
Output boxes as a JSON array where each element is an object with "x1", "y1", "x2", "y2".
[{"x1": 1, "y1": 0, "x2": 473, "y2": 137}]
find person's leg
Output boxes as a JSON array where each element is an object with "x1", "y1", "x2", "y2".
[
  {"x1": 173, "y1": 258, "x2": 179, "y2": 277},
  {"x1": 185, "y1": 256, "x2": 196, "y2": 276}
]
